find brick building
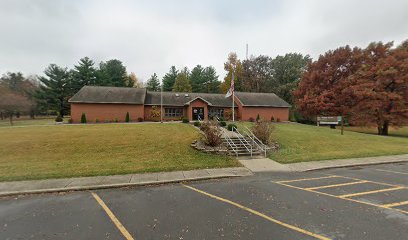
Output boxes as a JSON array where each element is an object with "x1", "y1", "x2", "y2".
[{"x1": 69, "y1": 86, "x2": 291, "y2": 123}]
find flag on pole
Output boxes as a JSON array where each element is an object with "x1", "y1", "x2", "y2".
[{"x1": 225, "y1": 72, "x2": 234, "y2": 98}]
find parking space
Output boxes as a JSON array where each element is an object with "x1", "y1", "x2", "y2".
[{"x1": 0, "y1": 162, "x2": 407, "y2": 240}]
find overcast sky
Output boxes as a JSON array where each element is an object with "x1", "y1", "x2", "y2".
[{"x1": 1, "y1": 0, "x2": 407, "y2": 82}]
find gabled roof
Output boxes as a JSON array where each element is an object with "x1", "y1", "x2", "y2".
[
  {"x1": 144, "y1": 91, "x2": 232, "y2": 107},
  {"x1": 69, "y1": 86, "x2": 146, "y2": 104},
  {"x1": 234, "y1": 92, "x2": 291, "y2": 107}
]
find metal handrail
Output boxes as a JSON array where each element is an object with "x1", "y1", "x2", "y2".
[
  {"x1": 224, "y1": 132, "x2": 239, "y2": 157},
  {"x1": 244, "y1": 126, "x2": 267, "y2": 157},
  {"x1": 232, "y1": 126, "x2": 253, "y2": 157}
]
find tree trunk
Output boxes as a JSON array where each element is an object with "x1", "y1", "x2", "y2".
[
  {"x1": 9, "y1": 114, "x2": 13, "y2": 126},
  {"x1": 377, "y1": 121, "x2": 389, "y2": 135}
]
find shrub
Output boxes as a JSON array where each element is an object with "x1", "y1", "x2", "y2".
[
  {"x1": 150, "y1": 105, "x2": 161, "y2": 121},
  {"x1": 219, "y1": 121, "x2": 227, "y2": 127},
  {"x1": 219, "y1": 116, "x2": 225, "y2": 121},
  {"x1": 125, "y1": 112, "x2": 130, "y2": 122},
  {"x1": 271, "y1": 116, "x2": 275, "y2": 122},
  {"x1": 68, "y1": 118, "x2": 73, "y2": 124},
  {"x1": 248, "y1": 117, "x2": 255, "y2": 122},
  {"x1": 277, "y1": 118, "x2": 281, "y2": 122},
  {"x1": 200, "y1": 121, "x2": 222, "y2": 147},
  {"x1": 55, "y1": 114, "x2": 63, "y2": 122},
  {"x1": 227, "y1": 123, "x2": 237, "y2": 131},
  {"x1": 256, "y1": 114, "x2": 260, "y2": 122},
  {"x1": 104, "y1": 119, "x2": 111, "y2": 123},
  {"x1": 114, "y1": 117, "x2": 119, "y2": 123},
  {"x1": 137, "y1": 117, "x2": 143, "y2": 122},
  {"x1": 182, "y1": 118, "x2": 189, "y2": 123},
  {"x1": 194, "y1": 121, "x2": 201, "y2": 127},
  {"x1": 251, "y1": 120, "x2": 274, "y2": 144},
  {"x1": 81, "y1": 113, "x2": 87, "y2": 124},
  {"x1": 95, "y1": 118, "x2": 100, "y2": 123}
]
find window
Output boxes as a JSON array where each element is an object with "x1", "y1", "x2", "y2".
[
  {"x1": 208, "y1": 108, "x2": 224, "y2": 119},
  {"x1": 165, "y1": 108, "x2": 183, "y2": 118}
]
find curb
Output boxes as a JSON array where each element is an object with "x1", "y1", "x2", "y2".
[{"x1": 0, "y1": 168, "x2": 253, "y2": 197}]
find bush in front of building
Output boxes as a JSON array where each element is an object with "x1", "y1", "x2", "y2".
[
  {"x1": 200, "y1": 121, "x2": 222, "y2": 147},
  {"x1": 277, "y1": 118, "x2": 281, "y2": 122},
  {"x1": 114, "y1": 117, "x2": 119, "y2": 123},
  {"x1": 137, "y1": 117, "x2": 143, "y2": 122},
  {"x1": 271, "y1": 116, "x2": 275, "y2": 122},
  {"x1": 248, "y1": 117, "x2": 255, "y2": 122},
  {"x1": 219, "y1": 121, "x2": 227, "y2": 127},
  {"x1": 251, "y1": 119, "x2": 274, "y2": 144},
  {"x1": 68, "y1": 118, "x2": 73, "y2": 124},
  {"x1": 95, "y1": 118, "x2": 100, "y2": 123},
  {"x1": 55, "y1": 114, "x2": 63, "y2": 123},
  {"x1": 182, "y1": 118, "x2": 189, "y2": 123},
  {"x1": 125, "y1": 112, "x2": 130, "y2": 122},
  {"x1": 227, "y1": 123, "x2": 237, "y2": 131},
  {"x1": 256, "y1": 114, "x2": 260, "y2": 122},
  {"x1": 194, "y1": 121, "x2": 201, "y2": 127},
  {"x1": 81, "y1": 113, "x2": 87, "y2": 123}
]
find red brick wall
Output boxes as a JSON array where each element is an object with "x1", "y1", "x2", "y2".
[
  {"x1": 187, "y1": 99, "x2": 208, "y2": 121},
  {"x1": 240, "y1": 106, "x2": 289, "y2": 121},
  {"x1": 71, "y1": 103, "x2": 144, "y2": 123}
]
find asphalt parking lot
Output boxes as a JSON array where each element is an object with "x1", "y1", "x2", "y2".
[{"x1": 1, "y1": 162, "x2": 407, "y2": 240}]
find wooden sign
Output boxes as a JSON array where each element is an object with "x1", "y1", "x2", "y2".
[{"x1": 317, "y1": 116, "x2": 342, "y2": 125}]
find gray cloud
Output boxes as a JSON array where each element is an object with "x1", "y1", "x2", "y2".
[{"x1": 0, "y1": 0, "x2": 407, "y2": 82}]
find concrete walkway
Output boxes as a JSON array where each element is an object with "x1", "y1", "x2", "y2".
[
  {"x1": 0, "y1": 167, "x2": 252, "y2": 197},
  {"x1": 239, "y1": 154, "x2": 408, "y2": 172}
]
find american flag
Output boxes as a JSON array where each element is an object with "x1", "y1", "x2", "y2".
[{"x1": 225, "y1": 71, "x2": 234, "y2": 98}]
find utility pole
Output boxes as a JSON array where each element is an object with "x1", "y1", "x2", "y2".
[{"x1": 246, "y1": 43, "x2": 248, "y2": 60}]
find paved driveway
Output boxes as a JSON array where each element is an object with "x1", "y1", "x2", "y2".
[{"x1": 1, "y1": 163, "x2": 407, "y2": 239}]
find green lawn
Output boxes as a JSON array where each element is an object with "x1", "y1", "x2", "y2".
[
  {"x1": 0, "y1": 123, "x2": 238, "y2": 182},
  {"x1": 345, "y1": 126, "x2": 408, "y2": 138},
  {"x1": 231, "y1": 122, "x2": 408, "y2": 163}
]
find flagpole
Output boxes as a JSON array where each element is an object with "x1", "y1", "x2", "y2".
[
  {"x1": 232, "y1": 88, "x2": 235, "y2": 122},
  {"x1": 160, "y1": 82, "x2": 163, "y2": 123}
]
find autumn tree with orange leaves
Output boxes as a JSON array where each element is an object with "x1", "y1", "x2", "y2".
[{"x1": 294, "y1": 41, "x2": 408, "y2": 135}]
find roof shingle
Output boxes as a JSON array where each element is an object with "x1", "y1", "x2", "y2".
[{"x1": 69, "y1": 86, "x2": 146, "y2": 104}]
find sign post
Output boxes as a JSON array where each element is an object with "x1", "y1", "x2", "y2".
[{"x1": 316, "y1": 116, "x2": 344, "y2": 135}]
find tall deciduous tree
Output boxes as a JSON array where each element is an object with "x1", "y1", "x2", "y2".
[
  {"x1": 294, "y1": 46, "x2": 364, "y2": 119},
  {"x1": 146, "y1": 73, "x2": 161, "y2": 91},
  {"x1": 98, "y1": 59, "x2": 130, "y2": 87},
  {"x1": 346, "y1": 41, "x2": 408, "y2": 135},
  {"x1": 35, "y1": 64, "x2": 71, "y2": 117},
  {"x1": 172, "y1": 72, "x2": 192, "y2": 92},
  {"x1": 162, "y1": 66, "x2": 178, "y2": 91},
  {"x1": 128, "y1": 72, "x2": 143, "y2": 88},
  {"x1": 241, "y1": 55, "x2": 273, "y2": 92},
  {"x1": 269, "y1": 53, "x2": 311, "y2": 104},
  {"x1": 221, "y1": 53, "x2": 243, "y2": 93},
  {"x1": 0, "y1": 85, "x2": 31, "y2": 125}
]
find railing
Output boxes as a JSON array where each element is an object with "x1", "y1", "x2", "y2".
[
  {"x1": 243, "y1": 126, "x2": 267, "y2": 157},
  {"x1": 232, "y1": 126, "x2": 253, "y2": 157},
  {"x1": 223, "y1": 133, "x2": 239, "y2": 157}
]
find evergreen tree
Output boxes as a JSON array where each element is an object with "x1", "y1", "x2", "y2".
[
  {"x1": 98, "y1": 59, "x2": 130, "y2": 87},
  {"x1": 203, "y1": 66, "x2": 221, "y2": 93},
  {"x1": 146, "y1": 73, "x2": 161, "y2": 91},
  {"x1": 190, "y1": 65, "x2": 205, "y2": 92},
  {"x1": 162, "y1": 66, "x2": 178, "y2": 91},
  {"x1": 172, "y1": 72, "x2": 192, "y2": 92},
  {"x1": 71, "y1": 57, "x2": 98, "y2": 93},
  {"x1": 35, "y1": 64, "x2": 71, "y2": 117}
]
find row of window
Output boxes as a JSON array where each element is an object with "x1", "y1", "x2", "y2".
[{"x1": 163, "y1": 108, "x2": 225, "y2": 118}]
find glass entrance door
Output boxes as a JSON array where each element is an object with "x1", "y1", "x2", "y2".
[{"x1": 192, "y1": 107, "x2": 204, "y2": 120}]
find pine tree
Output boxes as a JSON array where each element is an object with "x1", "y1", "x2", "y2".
[
  {"x1": 172, "y1": 72, "x2": 192, "y2": 92},
  {"x1": 190, "y1": 65, "x2": 205, "y2": 92},
  {"x1": 203, "y1": 66, "x2": 221, "y2": 93},
  {"x1": 98, "y1": 59, "x2": 129, "y2": 87},
  {"x1": 162, "y1": 66, "x2": 178, "y2": 91},
  {"x1": 35, "y1": 64, "x2": 71, "y2": 117},
  {"x1": 146, "y1": 73, "x2": 161, "y2": 91},
  {"x1": 71, "y1": 57, "x2": 98, "y2": 93}
]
